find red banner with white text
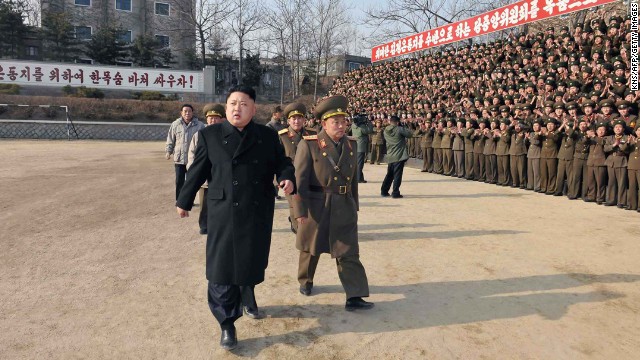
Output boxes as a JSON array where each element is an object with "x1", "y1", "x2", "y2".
[{"x1": 371, "y1": 0, "x2": 617, "y2": 62}]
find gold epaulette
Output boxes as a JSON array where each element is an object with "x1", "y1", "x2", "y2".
[
  {"x1": 278, "y1": 128, "x2": 289, "y2": 135},
  {"x1": 303, "y1": 135, "x2": 318, "y2": 140},
  {"x1": 304, "y1": 127, "x2": 317, "y2": 133}
]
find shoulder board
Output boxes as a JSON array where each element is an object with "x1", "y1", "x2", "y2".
[
  {"x1": 278, "y1": 128, "x2": 289, "y2": 135},
  {"x1": 303, "y1": 135, "x2": 318, "y2": 140},
  {"x1": 304, "y1": 127, "x2": 317, "y2": 133}
]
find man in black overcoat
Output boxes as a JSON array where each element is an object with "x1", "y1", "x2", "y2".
[{"x1": 176, "y1": 85, "x2": 295, "y2": 350}]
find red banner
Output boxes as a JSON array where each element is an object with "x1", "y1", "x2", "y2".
[{"x1": 371, "y1": 0, "x2": 617, "y2": 62}]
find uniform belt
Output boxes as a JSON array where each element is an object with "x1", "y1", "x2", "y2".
[{"x1": 309, "y1": 185, "x2": 350, "y2": 195}]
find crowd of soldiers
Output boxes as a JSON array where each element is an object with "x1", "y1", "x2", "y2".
[{"x1": 321, "y1": 11, "x2": 639, "y2": 212}]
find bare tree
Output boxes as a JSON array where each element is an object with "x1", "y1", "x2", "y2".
[
  {"x1": 307, "y1": 0, "x2": 349, "y2": 102},
  {"x1": 226, "y1": 0, "x2": 263, "y2": 84}
]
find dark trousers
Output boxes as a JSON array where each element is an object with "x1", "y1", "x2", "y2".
[
  {"x1": 510, "y1": 155, "x2": 526, "y2": 188},
  {"x1": 454, "y1": 150, "x2": 464, "y2": 177},
  {"x1": 381, "y1": 160, "x2": 406, "y2": 196},
  {"x1": 370, "y1": 145, "x2": 383, "y2": 164},
  {"x1": 199, "y1": 188, "x2": 208, "y2": 231},
  {"x1": 422, "y1": 147, "x2": 433, "y2": 172},
  {"x1": 443, "y1": 149, "x2": 453, "y2": 175},
  {"x1": 527, "y1": 158, "x2": 541, "y2": 191},
  {"x1": 465, "y1": 152, "x2": 474, "y2": 179},
  {"x1": 485, "y1": 154, "x2": 497, "y2": 183},
  {"x1": 555, "y1": 159, "x2": 573, "y2": 195},
  {"x1": 568, "y1": 158, "x2": 588, "y2": 199},
  {"x1": 540, "y1": 158, "x2": 558, "y2": 194},
  {"x1": 497, "y1": 155, "x2": 511, "y2": 185},
  {"x1": 357, "y1": 152, "x2": 366, "y2": 181},
  {"x1": 628, "y1": 169, "x2": 640, "y2": 210},
  {"x1": 298, "y1": 251, "x2": 321, "y2": 286},
  {"x1": 207, "y1": 283, "x2": 258, "y2": 329},
  {"x1": 434, "y1": 148, "x2": 443, "y2": 174},
  {"x1": 606, "y1": 166, "x2": 628, "y2": 206},
  {"x1": 474, "y1": 153, "x2": 485, "y2": 181},
  {"x1": 175, "y1": 164, "x2": 187, "y2": 200},
  {"x1": 586, "y1": 166, "x2": 607, "y2": 203}
]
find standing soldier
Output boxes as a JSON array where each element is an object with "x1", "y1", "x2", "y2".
[
  {"x1": 472, "y1": 119, "x2": 488, "y2": 182},
  {"x1": 603, "y1": 120, "x2": 630, "y2": 207},
  {"x1": 540, "y1": 118, "x2": 561, "y2": 194},
  {"x1": 567, "y1": 119, "x2": 591, "y2": 200},
  {"x1": 496, "y1": 118, "x2": 512, "y2": 186},
  {"x1": 350, "y1": 113, "x2": 374, "y2": 183},
  {"x1": 441, "y1": 119, "x2": 455, "y2": 176},
  {"x1": 596, "y1": 99, "x2": 617, "y2": 125},
  {"x1": 627, "y1": 125, "x2": 640, "y2": 212},
  {"x1": 463, "y1": 119, "x2": 477, "y2": 180},
  {"x1": 420, "y1": 119, "x2": 435, "y2": 172},
  {"x1": 484, "y1": 119, "x2": 499, "y2": 184},
  {"x1": 554, "y1": 117, "x2": 576, "y2": 196},
  {"x1": 278, "y1": 102, "x2": 317, "y2": 234},
  {"x1": 432, "y1": 120, "x2": 444, "y2": 174},
  {"x1": 616, "y1": 101, "x2": 638, "y2": 130},
  {"x1": 509, "y1": 121, "x2": 527, "y2": 188},
  {"x1": 292, "y1": 95, "x2": 374, "y2": 311},
  {"x1": 452, "y1": 118, "x2": 466, "y2": 178},
  {"x1": 526, "y1": 119, "x2": 543, "y2": 192},
  {"x1": 370, "y1": 119, "x2": 385, "y2": 165},
  {"x1": 585, "y1": 122, "x2": 609, "y2": 204}
]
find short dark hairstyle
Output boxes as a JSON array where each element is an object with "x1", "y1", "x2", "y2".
[
  {"x1": 390, "y1": 115, "x2": 400, "y2": 123},
  {"x1": 226, "y1": 85, "x2": 256, "y2": 102},
  {"x1": 181, "y1": 104, "x2": 194, "y2": 111},
  {"x1": 273, "y1": 105, "x2": 282, "y2": 114}
]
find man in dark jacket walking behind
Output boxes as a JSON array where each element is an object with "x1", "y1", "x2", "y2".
[{"x1": 381, "y1": 116, "x2": 412, "y2": 198}]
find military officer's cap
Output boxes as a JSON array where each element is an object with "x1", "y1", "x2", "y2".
[
  {"x1": 478, "y1": 118, "x2": 490, "y2": 127},
  {"x1": 599, "y1": 99, "x2": 615, "y2": 108},
  {"x1": 553, "y1": 102, "x2": 565, "y2": 110},
  {"x1": 612, "y1": 119, "x2": 627, "y2": 128},
  {"x1": 581, "y1": 100, "x2": 596, "y2": 108},
  {"x1": 499, "y1": 105, "x2": 510, "y2": 113},
  {"x1": 602, "y1": 63, "x2": 614, "y2": 71},
  {"x1": 491, "y1": 118, "x2": 501, "y2": 126},
  {"x1": 545, "y1": 118, "x2": 558, "y2": 125},
  {"x1": 568, "y1": 80, "x2": 581, "y2": 88},
  {"x1": 469, "y1": 119, "x2": 479, "y2": 128},
  {"x1": 456, "y1": 118, "x2": 465, "y2": 123},
  {"x1": 557, "y1": 61, "x2": 568, "y2": 69},
  {"x1": 614, "y1": 76, "x2": 626, "y2": 84},
  {"x1": 202, "y1": 103, "x2": 217, "y2": 116},
  {"x1": 546, "y1": 26, "x2": 554, "y2": 31},
  {"x1": 489, "y1": 105, "x2": 499, "y2": 112},
  {"x1": 205, "y1": 103, "x2": 225, "y2": 118},
  {"x1": 595, "y1": 121, "x2": 608, "y2": 129},
  {"x1": 545, "y1": 79, "x2": 556, "y2": 87},
  {"x1": 526, "y1": 81, "x2": 535, "y2": 88},
  {"x1": 614, "y1": 63, "x2": 626, "y2": 70},
  {"x1": 314, "y1": 95, "x2": 349, "y2": 120},
  {"x1": 616, "y1": 100, "x2": 631, "y2": 109},
  {"x1": 577, "y1": 117, "x2": 588, "y2": 124},
  {"x1": 561, "y1": 25, "x2": 569, "y2": 31},
  {"x1": 532, "y1": 118, "x2": 545, "y2": 126},
  {"x1": 500, "y1": 118, "x2": 511, "y2": 125},
  {"x1": 284, "y1": 102, "x2": 307, "y2": 119},
  {"x1": 543, "y1": 100, "x2": 555, "y2": 108},
  {"x1": 593, "y1": 78, "x2": 603, "y2": 85}
]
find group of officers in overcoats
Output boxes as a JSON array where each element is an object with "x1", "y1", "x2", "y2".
[{"x1": 175, "y1": 87, "x2": 372, "y2": 351}]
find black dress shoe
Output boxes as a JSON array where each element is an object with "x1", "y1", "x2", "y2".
[
  {"x1": 345, "y1": 297, "x2": 374, "y2": 311},
  {"x1": 381, "y1": 192, "x2": 390, "y2": 197},
  {"x1": 199, "y1": 228, "x2": 207, "y2": 235},
  {"x1": 299, "y1": 283, "x2": 313, "y2": 296},
  {"x1": 220, "y1": 326, "x2": 237, "y2": 350},
  {"x1": 243, "y1": 306, "x2": 264, "y2": 319},
  {"x1": 391, "y1": 194, "x2": 403, "y2": 198}
]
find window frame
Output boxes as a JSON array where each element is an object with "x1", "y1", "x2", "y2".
[
  {"x1": 115, "y1": 0, "x2": 132, "y2": 12},
  {"x1": 154, "y1": 1, "x2": 170, "y2": 16},
  {"x1": 155, "y1": 34, "x2": 170, "y2": 47},
  {"x1": 119, "y1": 30, "x2": 133, "y2": 44},
  {"x1": 74, "y1": 25, "x2": 93, "y2": 41},
  {"x1": 74, "y1": 0, "x2": 91, "y2": 7}
]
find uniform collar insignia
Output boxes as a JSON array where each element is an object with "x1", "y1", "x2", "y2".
[{"x1": 319, "y1": 139, "x2": 327, "y2": 149}]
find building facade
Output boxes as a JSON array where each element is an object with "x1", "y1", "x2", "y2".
[{"x1": 40, "y1": 0, "x2": 196, "y2": 69}]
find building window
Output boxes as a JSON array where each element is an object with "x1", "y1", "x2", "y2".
[
  {"x1": 155, "y1": 2, "x2": 170, "y2": 16},
  {"x1": 119, "y1": 30, "x2": 132, "y2": 44},
  {"x1": 74, "y1": 26, "x2": 92, "y2": 40},
  {"x1": 75, "y1": 0, "x2": 91, "y2": 6},
  {"x1": 26, "y1": 46, "x2": 38, "y2": 57},
  {"x1": 155, "y1": 34, "x2": 169, "y2": 47},
  {"x1": 116, "y1": 0, "x2": 131, "y2": 11},
  {"x1": 348, "y1": 62, "x2": 361, "y2": 71}
]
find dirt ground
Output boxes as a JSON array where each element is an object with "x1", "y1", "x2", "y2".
[{"x1": 1, "y1": 140, "x2": 639, "y2": 359}]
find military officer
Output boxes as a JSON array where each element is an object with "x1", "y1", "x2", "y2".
[
  {"x1": 278, "y1": 102, "x2": 317, "y2": 234},
  {"x1": 292, "y1": 95, "x2": 373, "y2": 311},
  {"x1": 540, "y1": 118, "x2": 561, "y2": 194},
  {"x1": 526, "y1": 119, "x2": 543, "y2": 192},
  {"x1": 509, "y1": 121, "x2": 527, "y2": 188},
  {"x1": 567, "y1": 119, "x2": 590, "y2": 200},
  {"x1": 603, "y1": 119, "x2": 630, "y2": 207},
  {"x1": 585, "y1": 122, "x2": 609, "y2": 204},
  {"x1": 370, "y1": 119, "x2": 385, "y2": 165},
  {"x1": 419, "y1": 119, "x2": 435, "y2": 172},
  {"x1": 616, "y1": 101, "x2": 637, "y2": 131},
  {"x1": 627, "y1": 125, "x2": 640, "y2": 211}
]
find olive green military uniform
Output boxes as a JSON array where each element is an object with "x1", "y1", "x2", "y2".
[
  {"x1": 432, "y1": 126, "x2": 444, "y2": 174},
  {"x1": 463, "y1": 126, "x2": 476, "y2": 180},
  {"x1": 452, "y1": 123, "x2": 466, "y2": 178},
  {"x1": 471, "y1": 126, "x2": 487, "y2": 181},
  {"x1": 483, "y1": 124, "x2": 499, "y2": 184},
  {"x1": 540, "y1": 127, "x2": 561, "y2": 194},
  {"x1": 627, "y1": 132, "x2": 640, "y2": 211},
  {"x1": 420, "y1": 125, "x2": 435, "y2": 172},
  {"x1": 291, "y1": 96, "x2": 369, "y2": 300},
  {"x1": 527, "y1": 129, "x2": 542, "y2": 191},
  {"x1": 603, "y1": 130, "x2": 630, "y2": 207},
  {"x1": 370, "y1": 124, "x2": 385, "y2": 164},
  {"x1": 442, "y1": 126, "x2": 455, "y2": 176},
  {"x1": 585, "y1": 131, "x2": 608, "y2": 204},
  {"x1": 509, "y1": 129, "x2": 527, "y2": 188},
  {"x1": 496, "y1": 121, "x2": 512, "y2": 186},
  {"x1": 567, "y1": 127, "x2": 590, "y2": 199},
  {"x1": 555, "y1": 126, "x2": 576, "y2": 196}
]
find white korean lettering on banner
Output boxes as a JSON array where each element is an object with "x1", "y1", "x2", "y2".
[
  {"x1": 401, "y1": 38, "x2": 408, "y2": 53},
  {"x1": 530, "y1": 0, "x2": 540, "y2": 18},
  {"x1": 473, "y1": 17, "x2": 483, "y2": 34},
  {"x1": 509, "y1": 6, "x2": 519, "y2": 24},
  {"x1": 482, "y1": 15, "x2": 491, "y2": 31},
  {"x1": 519, "y1": 3, "x2": 529, "y2": 21},
  {"x1": 557, "y1": 0, "x2": 569, "y2": 12},
  {"x1": 417, "y1": 34, "x2": 424, "y2": 48},
  {"x1": 455, "y1": 22, "x2": 471, "y2": 38},
  {"x1": 390, "y1": 42, "x2": 397, "y2": 56},
  {"x1": 490, "y1": 11, "x2": 500, "y2": 29},
  {"x1": 568, "y1": 1, "x2": 584, "y2": 9},
  {"x1": 444, "y1": 26, "x2": 454, "y2": 42},
  {"x1": 0, "y1": 60, "x2": 203, "y2": 92},
  {"x1": 543, "y1": 0, "x2": 557, "y2": 15},
  {"x1": 499, "y1": 8, "x2": 510, "y2": 27}
]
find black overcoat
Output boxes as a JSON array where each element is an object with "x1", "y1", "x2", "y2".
[{"x1": 176, "y1": 120, "x2": 295, "y2": 285}]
